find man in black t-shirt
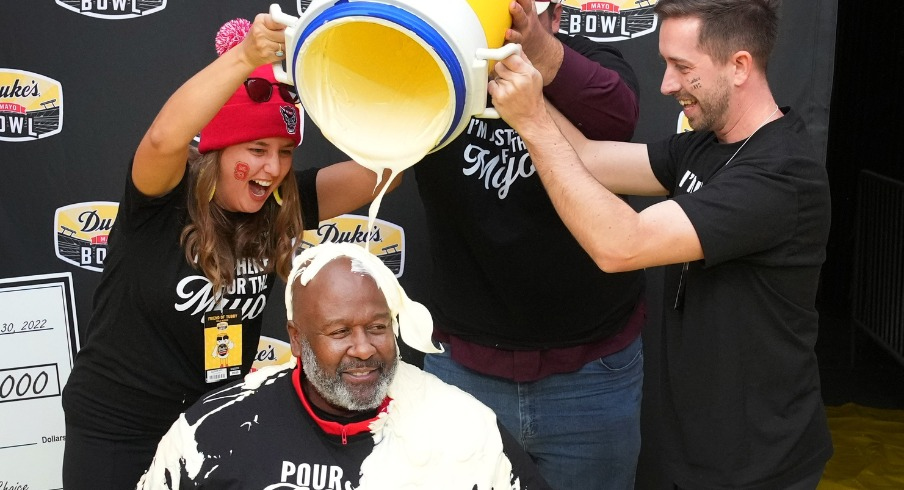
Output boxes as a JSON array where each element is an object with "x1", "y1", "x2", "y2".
[
  {"x1": 490, "y1": 1, "x2": 833, "y2": 489},
  {"x1": 138, "y1": 243, "x2": 550, "y2": 490}
]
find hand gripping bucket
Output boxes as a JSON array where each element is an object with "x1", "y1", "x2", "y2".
[{"x1": 270, "y1": 0, "x2": 517, "y2": 174}]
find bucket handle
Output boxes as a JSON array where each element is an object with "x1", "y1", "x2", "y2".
[
  {"x1": 269, "y1": 3, "x2": 301, "y2": 85},
  {"x1": 473, "y1": 43, "x2": 522, "y2": 119}
]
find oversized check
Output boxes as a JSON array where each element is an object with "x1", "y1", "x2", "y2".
[{"x1": 0, "y1": 273, "x2": 79, "y2": 490}]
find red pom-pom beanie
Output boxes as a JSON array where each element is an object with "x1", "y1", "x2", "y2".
[{"x1": 198, "y1": 19, "x2": 303, "y2": 154}]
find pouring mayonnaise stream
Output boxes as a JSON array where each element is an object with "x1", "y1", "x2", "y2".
[{"x1": 269, "y1": 1, "x2": 518, "y2": 241}]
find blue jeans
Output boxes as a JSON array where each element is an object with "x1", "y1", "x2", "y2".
[{"x1": 424, "y1": 335, "x2": 644, "y2": 490}]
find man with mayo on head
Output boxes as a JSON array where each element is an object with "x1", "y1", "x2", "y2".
[{"x1": 137, "y1": 243, "x2": 551, "y2": 490}]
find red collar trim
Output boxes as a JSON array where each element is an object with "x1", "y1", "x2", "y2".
[{"x1": 292, "y1": 359, "x2": 390, "y2": 443}]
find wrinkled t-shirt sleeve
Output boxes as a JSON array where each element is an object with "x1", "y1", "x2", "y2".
[
  {"x1": 118, "y1": 157, "x2": 188, "y2": 235},
  {"x1": 646, "y1": 134, "x2": 682, "y2": 195},
  {"x1": 672, "y1": 161, "x2": 798, "y2": 267}
]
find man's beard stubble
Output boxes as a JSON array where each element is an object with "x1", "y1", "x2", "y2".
[
  {"x1": 686, "y1": 73, "x2": 732, "y2": 133},
  {"x1": 300, "y1": 337, "x2": 396, "y2": 412}
]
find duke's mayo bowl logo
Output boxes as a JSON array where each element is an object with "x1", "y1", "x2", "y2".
[
  {"x1": 555, "y1": 0, "x2": 659, "y2": 42},
  {"x1": 0, "y1": 70, "x2": 63, "y2": 142},
  {"x1": 299, "y1": 214, "x2": 406, "y2": 277},
  {"x1": 251, "y1": 337, "x2": 293, "y2": 371},
  {"x1": 54, "y1": 202, "x2": 119, "y2": 272},
  {"x1": 55, "y1": 0, "x2": 166, "y2": 19}
]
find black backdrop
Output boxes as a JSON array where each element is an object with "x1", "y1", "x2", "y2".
[
  {"x1": 819, "y1": 1, "x2": 904, "y2": 316},
  {"x1": 0, "y1": 1, "x2": 837, "y2": 488}
]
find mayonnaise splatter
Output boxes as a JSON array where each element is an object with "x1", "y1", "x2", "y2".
[
  {"x1": 362, "y1": 361, "x2": 521, "y2": 489},
  {"x1": 135, "y1": 361, "x2": 296, "y2": 489}
]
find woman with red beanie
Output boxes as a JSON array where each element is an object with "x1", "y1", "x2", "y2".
[{"x1": 61, "y1": 13, "x2": 396, "y2": 489}]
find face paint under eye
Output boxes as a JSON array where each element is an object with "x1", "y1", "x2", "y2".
[{"x1": 233, "y1": 162, "x2": 249, "y2": 181}]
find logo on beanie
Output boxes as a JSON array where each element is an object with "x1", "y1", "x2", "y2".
[
  {"x1": 54, "y1": 202, "x2": 119, "y2": 272},
  {"x1": 280, "y1": 106, "x2": 299, "y2": 135},
  {"x1": 554, "y1": 0, "x2": 659, "y2": 42},
  {"x1": 0, "y1": 69, "x2": 63, "y2": 142},
  {"x1": 55, "y1": 0, "x2": 166, "y2": 19},
  {"x1": 299, "y1": 214, "x2": 407, "y2": 277}
]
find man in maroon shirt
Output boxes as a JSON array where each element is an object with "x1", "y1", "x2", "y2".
[{"x1": 414, "y1": 1, "x2": 645, "y2": 488}]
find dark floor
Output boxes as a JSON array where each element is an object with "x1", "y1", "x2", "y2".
[{"x1": 816, "y1": 312, "x2": 904, "y2": 410}]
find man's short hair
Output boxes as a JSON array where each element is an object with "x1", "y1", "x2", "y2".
[{"x1": 654, "y1": 0, "x2": 781, "y2": 71}]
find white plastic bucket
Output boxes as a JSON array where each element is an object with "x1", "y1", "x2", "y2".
[{"x1": 270, "y1": 1, "x2": 516, "y2": 174}]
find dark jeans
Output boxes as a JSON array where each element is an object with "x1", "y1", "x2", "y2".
[{"x1": 424, "y1": 335, "x2": 644, "y2": 490}]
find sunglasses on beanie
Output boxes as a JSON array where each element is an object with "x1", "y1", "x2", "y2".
[{"x1": 243, "y1": 78, "x2": 300, "y2": 104}]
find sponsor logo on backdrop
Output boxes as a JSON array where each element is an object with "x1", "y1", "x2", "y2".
[
  {"x1": 555, "y1": 0, "x2": 659, "y2": 42},
  {"x1": 252, "y1": 336, "x2": 294, "y2": 371},
  {"x1": 55, "y1": 0, "x2": 166, "y2": 19},
  {"x1": 54, "y1": 202, "x2": 119, "y2": 272},
  {"x1": 676, "y1": 112, "x2": 693, "y2": 133},
  {"x1": 299, "y1": 214, "x2": 406, "y2": 277},
  {"x1": 0, "y1": 70, "x2": 63, "y2": 142}
]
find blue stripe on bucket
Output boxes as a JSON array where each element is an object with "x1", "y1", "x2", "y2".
[{"x1": 294, "y1": 1, "x2": 465, "y2": 148}]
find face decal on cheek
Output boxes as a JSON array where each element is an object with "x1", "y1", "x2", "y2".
[{"x1": 233, "y1": 162, "x2": 250, "y2": 181}]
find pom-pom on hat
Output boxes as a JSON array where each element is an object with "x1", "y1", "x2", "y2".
[{"x1": 198, "y1": 18, "x2": 303, "y2": 154}]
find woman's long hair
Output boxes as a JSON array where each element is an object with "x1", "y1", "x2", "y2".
[{"x1": 181, "y1": 147, "x2": 305, "y2": 294}]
